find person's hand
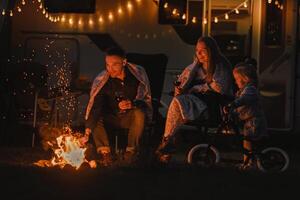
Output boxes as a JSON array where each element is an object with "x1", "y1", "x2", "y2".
[
  {"x1": 118, "y1": 99, "x2": 133, "y2": 110},
  {"x1": 223, "y1": 104, "x2": 234, "y2": 114},
  {"x1": 210, "y1": 82, "x2": 221, "y2": 93},
  {"x1": 79, "y1": 128, "x2": 91, "y2": 146},
  {"x1": 174, "y1": 86, "x2": 182, "y2": 96}
]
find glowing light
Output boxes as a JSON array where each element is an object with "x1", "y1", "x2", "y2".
[
  {"x1": 182, "y1": 13, "x2": 186, "y2": 20},
  {"x1": 280, "y1": 5, "x2": 284, "y2": 10},
  {"x1": 268, "y1": 0, "x2": 272, "y2": 3},
  {"x1": 192, "y1": 17, "x2": 197, "y2": 23},
  {"x1": 118, "y1": 7, "x2": 123, "y2": 14},
  {"x1": 9, "y1": 10, "x2": 13, "y2": 17},
  {"x1": 275, "y1": 0, "x2": 279, "y2": 5},
  {"x1": 78, "y1": 19, "x2": 83, "y2": 25},
  {"x1": 235, "y1": 9, "x2": 239, "y2": 14},
  {"x1": 164, "y1": 3, "x2": 168, "y2": 8},
  {"x1": 98, "y1": 16, "x2": 104, "y2": 23},
  {"x1": 225, "y1": 13, "x2": 229, "y2": 20},
  {"x1": 89, "y1": 19, "x2": 94, "y2": 25},
  {"x1": 22, "y1": 0, "x2": 26, "y2": 5},
  {"x1": 39, "y1": 3, "x2": 43, "y2": 9},
  {"x1": 203, "y1": 17, "x2": 207, "y2": 24},
  {"x1": 38, "y1": 0, "x2": 41, "y2": 3},
  {"x1": 127, "y1": 1, "x2": 133, "y2": 10},
  {"x1": 214, "y1": 17, "x2": 218, "y2": 23},
  {"x1": 69, "y1": 18, "x2": 74, "y2": 25},
  {"x1": 45, "y1": 13, "x2": 49, "y2": 18},
  {"x1": 61, "y1": 15, "x2": 66, "y2": 22},
  {"x1": 17, "y1": 7, "x2": 22, "y2": 12},
  {"x1": 172, "y1": 9, "x2": 178, "y2": 15},
  {"x1": 243, "y1": 2, "x2": 248, "y2": 8},
  {"x1": 1, "y1": 10, "x2": 5, "y2": 16},
  {"x1": 42, "y1": 9, "x2": 46, "y2": 14},
  {"x1": 108, "y1": 12, "x2": 114, "y2": 21}
]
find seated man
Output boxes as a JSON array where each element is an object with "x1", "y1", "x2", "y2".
[{"x1": 82, "y1": 47, "x2": 152, "y2": 165}]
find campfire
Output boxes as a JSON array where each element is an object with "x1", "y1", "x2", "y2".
[{"x1": 34, "y1": 127, "x2": 96, "y2": 170}]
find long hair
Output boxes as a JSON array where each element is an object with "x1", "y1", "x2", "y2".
[{"x1": 196, "y1": 36, "x2": 231, "y2": 83}]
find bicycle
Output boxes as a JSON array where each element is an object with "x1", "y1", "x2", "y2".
[{"x1": 186, "y1": 111, "x2": 290, "y2": 173}]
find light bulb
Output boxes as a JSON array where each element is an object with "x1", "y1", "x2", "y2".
[
  {"x1": 203, "y1": 17, "x2": 207, "y2": 24},
  {"x1": 214, "y1": 17, "x2": 218, "y2": 23},
  {"x1": 69, "y1": 18, "x2": 73, "y2": 25},
  {"x1": 225, "y1": 13, "x2": 229, "y2": 19},
  {"x1": 172, "y1": 9, "x2": 177, "y2": 15},
  {"x1": 108, "y1": 12, "x2": 113, "y2": 21},
  {"x1": 118, "y1": 7, "x2": 123, "y2": 14},
  {"x1": 182, "y1": 14, "x2": 186, "y2": 20},
  {"x1": 164, "y1": 3, "x2": 168, "y2": 8},
  {"x1": 127, "y1": 1, "x2": 133, "y2": 10},
  {"x1": 98, "y1": 16, "x2": 104, "y2": 23},
  {"x1": 235, "y1": 9, "x2": 239, "y2": 14},
  {"x1": 192, "y1": 17, "x2": 197, "y2": 23}
]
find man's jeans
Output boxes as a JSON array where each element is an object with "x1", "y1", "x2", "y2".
[{"x1": 92, "y1": 108, "x2": 145, "y2": 153}]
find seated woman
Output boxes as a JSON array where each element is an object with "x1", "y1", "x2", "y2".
[{"x1": 156, "y1": 36, "x2": 234, "y2": 161}]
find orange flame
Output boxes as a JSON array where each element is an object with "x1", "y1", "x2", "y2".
[{"x1": 50, "y1": 127, "x2": 87, "y2": 170}]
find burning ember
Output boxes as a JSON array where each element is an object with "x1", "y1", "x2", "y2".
[{"x1": 34, "y1": 127, "x2": 96, "y2": 170}]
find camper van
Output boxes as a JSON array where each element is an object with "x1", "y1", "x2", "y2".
[{"x1": 0, "y1": 0, "x2": 299, "y2": 146}]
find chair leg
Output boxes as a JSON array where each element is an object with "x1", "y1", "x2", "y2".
[{"x1": 32, "y1": 91, "x2": 39, "y2": 148}]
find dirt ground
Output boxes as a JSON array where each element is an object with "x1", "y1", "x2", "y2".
[{"x1": 0, "y1": 145, "x2": 299, "y2": 200}]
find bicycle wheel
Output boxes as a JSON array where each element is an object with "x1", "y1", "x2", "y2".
[
  {"x1": 257, "y1": 147, "x2": 290, "y2": 173},
  {"x1": 187, "y1": 144, "x2": 220, "y2": 167}
]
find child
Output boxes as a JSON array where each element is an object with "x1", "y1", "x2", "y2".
[{"x1": 224, "y1": 63, "x2": 268, "y2": 170}]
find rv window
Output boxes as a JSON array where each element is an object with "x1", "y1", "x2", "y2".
[{"x1": 44, "y1": 0, "x2": 96, "y2": 13}]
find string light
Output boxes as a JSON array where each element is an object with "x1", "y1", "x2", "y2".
[
  {"x1": 214, "y1": 17, "x2": 218, "y2": 23},
  {"x1": 118, "y1": 7, "x2": 123, "y2": 14},
  {"x1": 127, "y1": 1, "x2": 133, "y2": 10},
  {"x1": 61, "y1": 15, "x2": 66, "y2": 22},
  {"x1": 8, "y1": 0, "x2": 146, "y2": 27},
  {"x1": 172, "y1": 9, "x2": 178, "y2": 16},
  {"x1": 164, "y1": 3, "x2": 168, "y2": 8},
  {"x1": 209, "y1": 0, "x2": 248, "y2": 25},
  {"x1": 182, "y1": 13, "x2": 186, "y2": 20},
  {"x1": 2, "y1": 9, "x2": 5, "y2": 16},
  {"x1": 108, "y1": 12, "x2": 114, "y2": 21},
  {"x1": 268, "y1": 0, "x2": 272, "y2": 3},
  {"x1": 192, "y1": 17, "x2": 197, "y2": 23},
  {"x1": 89, "y1": 18, "x2": 94, "y2": 26},
  {"x1": 203, "y1": 17, "x2": 207, "y2": 24},
  {"x1": 225, "y1": 13, "x2": 229, "y2": 20},
  {"x1": 98, "y1": 16, "x2": 104, "y2": 24},
  {"x1": 78, "y1": 18, "x2": 83, "y2": 26}
]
